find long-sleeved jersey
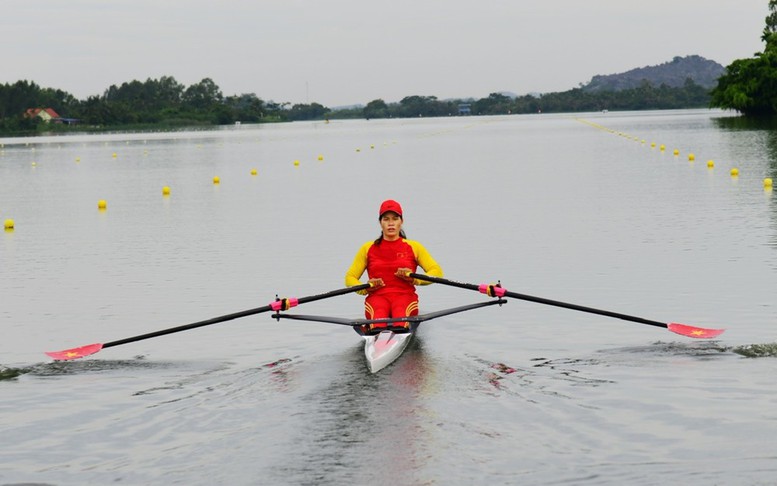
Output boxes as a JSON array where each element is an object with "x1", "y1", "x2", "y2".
[{"x1": 345, "y1": 238, "x2": 443, "y2": 296}]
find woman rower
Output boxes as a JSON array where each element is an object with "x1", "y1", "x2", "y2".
[{"x1": 345, "y1": 199, "x2": 443, "y2": 332}]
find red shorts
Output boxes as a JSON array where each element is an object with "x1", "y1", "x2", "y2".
[{"x1": 364, "y1": 293, "x2": 419, "y2": 320}]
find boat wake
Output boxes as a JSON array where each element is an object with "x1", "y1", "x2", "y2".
[
  {"x1": 0, "y1": 365, "x2": 24, "y2": 381},
  {"x1": 732, "y1": 342, "x2": 777, "y2": 358},
  {"x1": 598, "y1": 340, "x2": 730, "y2": 359},
  {"x1": 0, "y1": 356, "x2": 176, "y2": 381},
  {"x1": 601, "y1": 340, "x2": 777, "y2": 359}
]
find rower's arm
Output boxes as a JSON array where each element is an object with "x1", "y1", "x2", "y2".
[
  {"x1": 408, "y1": 240, "x2": 443, "y2": 286},
  {"x1": 345, "y1": 241, "x2": 373, "y2": 294}
]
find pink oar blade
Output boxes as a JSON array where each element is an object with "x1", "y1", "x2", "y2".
[
  {"x1": 667, "y1": 323, "x2": 725, "y2": 339},
  {"x1": 45, "y1": 343, "x2": 104, "y2": 361}
]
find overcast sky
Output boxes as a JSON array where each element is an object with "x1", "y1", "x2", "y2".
[{"x1": 1, "y1": 1, "x2": 769, "y2": 107}]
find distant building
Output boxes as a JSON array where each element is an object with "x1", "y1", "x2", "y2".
[
  {"x1": 25, "y1": 107, "x2": 61, "y2": 122},
  {"x1": 458, "y1": 103, "x2": 471, "y2": 115},
  {"x1": 24, "y1": 107, "x2": 79, "y2": 125}
]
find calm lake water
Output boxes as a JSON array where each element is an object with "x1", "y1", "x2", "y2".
[{"x1": 2, "y1": 110, "x2": 777, "y2": 485}]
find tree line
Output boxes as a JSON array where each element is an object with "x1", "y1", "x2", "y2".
[
  {"x1": 710, "y1": 0, "x2": 777, "y2": 115},
  {"x1": 1, "y1": 74, "x2": 713, "y2": 135},
  {"x1": 0, "y1": 77, "x2": 286, "y2": 134},
  {"x1": 331, "y1": 80, "x2": 709, "y2": 120}
]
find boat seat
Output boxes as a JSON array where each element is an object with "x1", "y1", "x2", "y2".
[{"x1": 359, "y1": 322, "x2": 411, "y2": 335}]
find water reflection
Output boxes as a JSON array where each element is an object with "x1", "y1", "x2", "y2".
[
  {"x1": 711, "y1": 114, "x2": 777, "y2": 250},
  {"x1": 268, "y1": 338, "x2": 434, "y2": 486},
  {"x1": 711, "y1": 114, "x2": 777, "y2": 179}
]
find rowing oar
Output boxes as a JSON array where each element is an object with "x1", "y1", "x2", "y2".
[
  {"x1": 45, "y1": 283, "x2": 372, "y2": 361},
  {"x1": 408, "y1": 273, "x2": 724, "y2": 338}
]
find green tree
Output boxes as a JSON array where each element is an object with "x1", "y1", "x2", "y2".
[
  {"x1": 225, "y1": 93, "x2": 266, "y2": 122},
  {"x1": 710, "y1": 52, "x2": 777, "y2": 115},
  {"x1": 182, "y1": 78, "x2": 223, "y2": 110},
  {"x1": 397, "y1": 95, "x2": 449, "y2": 117},
  {"x1": 154, "y1": 76, "x2": 185, "y2": 107},
  {"x1": 286, "y1": 102, "x2": 330, "y2": 121},
  {"x1": 363, "y1": 99, "x2": 389, "y2": 119},
  {"x1": 711, "y1": 0, "x2": 777, "y2": 115},
  {"x1": 763, "y1": 0, "x2": 777, "y2": 43},
  {"x1": 473, "y1": 92, "x2": 512, "y2": 114}
]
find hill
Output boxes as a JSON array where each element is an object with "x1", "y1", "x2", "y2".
[{"x1": 581, "y1": 55, "x2": 725, "y2": 92}]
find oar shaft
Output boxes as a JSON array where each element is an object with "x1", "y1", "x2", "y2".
[
  {"x1": 409, "y1": 273, "x2": 667, "y2": 329},
  {"x1": 104, "y1": 283, "x2": 371, "y2": 349},
  {"x1": 501, "y1": 290, "x2": 666, "y2": 329},
  {"x1": 103, "y1": 305, "x2": 272, "y2": 348},
  {"x1": 297, "y1": 283, "x2": 370, "y2": 304}
]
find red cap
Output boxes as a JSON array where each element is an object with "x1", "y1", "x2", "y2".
[{"x1": 379, "y1": 199, "x2": 403, "y2": 219}]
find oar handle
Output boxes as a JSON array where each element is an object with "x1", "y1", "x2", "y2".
[
  {"x1": 104, "y1": 283, "x2": 372, "y2": 349},
  {"x1": 409, "y1": 273, "x2": 667, "y2": 329}
]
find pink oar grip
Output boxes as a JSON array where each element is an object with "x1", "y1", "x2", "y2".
[
  {"x1": 478, "y1": 283, "x2": 506, "y2": 297},
  {"x1": 270, "y1": 298, "x2": 300, "y2": 311}
]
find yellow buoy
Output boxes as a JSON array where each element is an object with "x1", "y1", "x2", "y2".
[
  {"x1": 293, "y1": 160, "x2": 300, "y2": 166},
  {"x1": 250, "y1": 168, "x2": 257, "y2": 175},
  {"x1": 660, "y1": 144, "x2": 666, "y2": 151},
  {"x1": 688, "y1": 153, "x2": 695, "y2": 161},
  {"x1": 707, "y1": 160, "x2": 715, "y2": 168},
  {"x1": 162, "y1": 186, "x2": 171, "y2": 196},
  {"x1": 213, "y1": 176, "x2": 220, "y2": 184},
  {"x1": 673, "y1": 149, "x2": 679, "y2": 156},
  {"x1": 370, "y1": 145, "x2": 375, "y2": 149},
  {"x1": 98, "y1": 200, "x2": 107, "y2": 210},
  {"x1": 4, "y1": 218, "x2": 14, "y2": 230},
  {"x1": 112, "y1": 153, "x2": 117, "y2": 158},
  {"x1": 651, "y1": 142, "x2": 656, "y2": 148},
  {"x1": 356, "y1": 148, "x2": 361, "y2": 152},
  {"x1": 765, "y1": 178, "x2": 773, "y2": 188},
  {"x1": 730, "y1": 168, "x2": 739, "y2": 177},
  {"x1": 318, "y1": 154, "x2": 324, "y2": 161},
  {"x1": 75, "y1": 157, "x2": 80, "y2": 162}
]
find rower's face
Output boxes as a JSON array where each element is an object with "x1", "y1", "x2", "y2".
[{"x1": 380, "y1": 212, "x2": 402, "y2": 240}]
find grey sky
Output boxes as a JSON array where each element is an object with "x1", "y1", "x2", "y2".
[{"x1": 1, "y1": 1, "x2": 768, "y2": 107}]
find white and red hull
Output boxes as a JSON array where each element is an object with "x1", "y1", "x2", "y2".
[{"x1": 362, "y1": 328, "x2": 415, "y2": 373}]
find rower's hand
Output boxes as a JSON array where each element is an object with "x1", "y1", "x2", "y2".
[
  {"x1": 395, "y1": 268, "x2": 414, "y2": 283},
  {"x1": 367, "y1": 278, "x2": 385, "y2": 291}
]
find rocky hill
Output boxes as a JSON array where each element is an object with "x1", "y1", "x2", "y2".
[{"x1": 582, "y1": 55, "x2": 725, "y2": 92}]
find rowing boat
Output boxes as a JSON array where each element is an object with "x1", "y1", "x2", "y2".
[
  {"x1": 274, "y1": 299, "x2": 507, "y2": 373},
  {"x1": 44, "y1": 274, "x2": 725, "y2": 370}
]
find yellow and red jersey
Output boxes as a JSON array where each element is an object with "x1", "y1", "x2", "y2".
[{"x1": 345, "y1": 238, "x2": 443, "y2": 296}]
